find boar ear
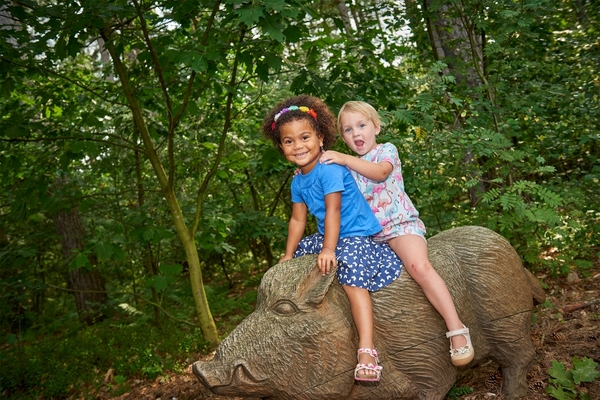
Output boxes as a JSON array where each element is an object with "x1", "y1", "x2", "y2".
[{"x1": 300, "y1": 265, "x2": 338, "y2": 306}]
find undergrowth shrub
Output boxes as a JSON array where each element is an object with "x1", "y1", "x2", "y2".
[
  {"x1": 0, "y1": 281, "x2": 259, "y2": 399},
  {"x1": 1, "y1": 320, "x2": 206, "y2": 399}
]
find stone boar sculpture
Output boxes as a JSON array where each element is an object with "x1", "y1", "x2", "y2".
[{"x1": 193, "y1": 225, "x2": 545, "y2": 399}]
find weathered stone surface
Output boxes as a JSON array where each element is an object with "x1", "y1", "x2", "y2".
[{"x1": 193, "y1": 226, "x2": 545, "y2": 399}]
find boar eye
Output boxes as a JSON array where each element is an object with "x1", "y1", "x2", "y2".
[{"x1": 272, "y1": 300, "x2": 299, "y2": 315}]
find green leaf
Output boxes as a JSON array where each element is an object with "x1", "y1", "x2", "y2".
[
  {"x1": 142, "y1": 228, "x2": 154, "y2": 242},
  {"x1": 283, "y1": 25, "x2": 303, "y2": 42},
  {"x1": 66, "y1": 34, "x2": 81, "y2": 58},
  {"x1": 499, "y1": 193, "x2": 520, "y2": 210},
  {"x1": 235, "y1": 4, "x2": 264, "y2": 27},
  {"x1": 265, "y1": 0, "x2": 290, "y2": 12},
  {"x1": 259, "y1": 14, "x2": 285, "y2": 42},
  {"x1": 0, "y1": 77, "x2": 15, "y2": 98},
  {"x1": 74, "y1": 252, "x2": 90, "y2": 268},
  {"x1": 536, "y1": 166, "x2": 556, "y2": 174},
  {"x1": 238, "y1": 50, "x2": 254, "y2": 69},
  {"x1": 55, "y1": 35, "x2": 68, "y2": 59},
  {"x1": 3, "y1": 125, "x2": 29, "y2": 139},
  {"x1": 548, "y1": 360, "x2": 576, "y2": 389},
  {"x1": 571, "y1": 356, "x2": 600, "y2": 384},
  {"x1": 221, "y1": 242, "x2": 236, "y2": 253},
  {"x1": 94, "y1": 241, "x2": 113, "y2": 260},
  {"x1": 256, "y1": 61, "x2": 269, "y2": 82},
  {"x1": 191, "y1": 55, "x2": 208, "y2": 73},
  {"x1": 545, "y1": 385, "x2": 577, "y2": 400},
  {"x1": 391, "y1": 110, "x2": 416, "y2": 125},
  {"x1": 146, "y1": 275, "x2": 170, "y2": 292},
  {"x1": 112, "y1": 246, "x2": 126, "y2": 262},
  {"x1": 159, "y1": 263, "x2": 183, "y2": 276},
  {"x1": 153, "y1": 227, "x2": 174, "y2": 241},
  {"x1": 264, "y1": 53, "x2": 282, "y2": 72}
]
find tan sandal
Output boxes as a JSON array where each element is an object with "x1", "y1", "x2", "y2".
[
  {"x1": 354, "y1": 348, "x2": 383, "y2": 381},
  {"x1": 446, "y1": 325, "x2": 474, "y2": 366}
]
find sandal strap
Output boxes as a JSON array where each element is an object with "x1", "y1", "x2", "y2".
[
  {"x1": 446, "y1": 326, "x2": 470, "y2": 339},
  {"x1": 356, "y1": 363, "x2": 383, "y2": 372},
  {"x1": 357, "y1": 348, "x2": 379, "y2": 358}
]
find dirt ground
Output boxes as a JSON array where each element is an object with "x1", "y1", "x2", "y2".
[{"x1": 106, "y1": 265, "x2": 600, "y2": 400}]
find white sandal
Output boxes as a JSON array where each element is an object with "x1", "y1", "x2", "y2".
[
  {"x1": 446, "y1": 325, "x2": 474, "y2": 366},
  {"x1": 354, "y1": 348, "x2": 383, "y2": 381}
]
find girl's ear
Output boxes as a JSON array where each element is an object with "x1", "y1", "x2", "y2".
[{"x1": 375, "y1": 123, "x2": 381, "y2": 135}]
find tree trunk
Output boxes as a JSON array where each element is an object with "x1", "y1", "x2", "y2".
[
  {"x1": 53, "y1": 205, "x2": 107, "y2": 325},
  {"x1": 336, "y1": 1, "x2": 353, "y2": 34},
  {"x1": 134, "y1": 149, "x2": 162, "y2": 326},
  {"x1": 422, "y1": 0, "x2": 488, "y2": 206},
  {"x1": 101, "y1": 33, "x2": 220, "y2": 345}
]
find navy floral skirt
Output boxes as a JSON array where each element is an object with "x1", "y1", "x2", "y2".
[{"x1": 294, "y1": 233, "x2": 403, "y2": 292}]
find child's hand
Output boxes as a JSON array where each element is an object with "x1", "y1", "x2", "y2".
[
  {"x1": 279, "y1": 254, "x2": 293, "y2": 263},
  {"x1": 317, "y1": 248, "x2": 337, "y2": 276},
  {"x1": 320, "y1": 150, "x2": 346, "y2": 166}
]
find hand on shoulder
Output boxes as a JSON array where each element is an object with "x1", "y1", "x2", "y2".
[{"x1": 320, "y1": 150, "x2": 349, "y2": 166}]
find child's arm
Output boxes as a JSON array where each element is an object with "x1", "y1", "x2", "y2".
[
  {"x1": 319, "y1": 191, "x2": 341, "y2": 276},
  {"x1": 321, "y1": 150, "x2": 392, "y2": 182},
  {"x1": 280, "y1": 202, "x2": 307, "y2": 263}
]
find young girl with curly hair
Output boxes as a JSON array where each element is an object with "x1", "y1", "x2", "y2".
[{"x1": 262, "y1": 94, "x2": 403, "y2": 381}]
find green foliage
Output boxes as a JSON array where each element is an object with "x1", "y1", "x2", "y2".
[
  {"x1": 206, "y1": 285, "x2": 258, "y2": 334},
  {"x1": 446, "y1": 384, "x2": 474, "y2": 399},
  {"x1": 0, "y1": 278, "x2": 259, "y2": 399},
  {"x1": 1, "y1": 0, "x2": 599, "y2": 396},
  {"x1": 0, "y1": 320, "x2": 206, "y2": 399},
  {"x1": 546, "y1": 356, "x2": 600, "y2": 400},
  {"x1": 110, "y1": 375, "x2": 130, "y2": 397}
]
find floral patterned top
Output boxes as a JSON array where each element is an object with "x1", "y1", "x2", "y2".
[{"x1": 352, "y1": 143, "x2": 426, "y2": 241}]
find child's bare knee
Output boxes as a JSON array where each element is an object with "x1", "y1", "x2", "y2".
[{"x1": 404, "y1": 261, "x2": 434, "y2": 280}]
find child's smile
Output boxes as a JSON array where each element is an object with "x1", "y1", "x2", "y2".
[{"x1": 279, "y1": 119, "x2": 323, "y2": 174}]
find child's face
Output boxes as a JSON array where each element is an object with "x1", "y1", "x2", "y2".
[
  {"x1": 339, "y1": 111, "x2": 380, "y2": 156},
  {"x1": 279, "y1": 118, "x2": 324, "y2": 174}
]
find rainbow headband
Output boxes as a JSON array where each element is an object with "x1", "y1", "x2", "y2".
[{"x1": 271, "y1": 105, "x2": 317, "y2": 130}]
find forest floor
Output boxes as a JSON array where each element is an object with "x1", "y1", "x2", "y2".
[{"x1": 106, "y1": 262, "x2": 600, "y2": 400}]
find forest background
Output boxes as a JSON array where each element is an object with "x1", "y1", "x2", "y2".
[{"x1": 0, "y1": 0, "x2": 598, "y2": 399}]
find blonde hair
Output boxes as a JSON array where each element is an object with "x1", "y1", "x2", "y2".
[{"x1": 337, "y1": 101, "x2": 383, "y2": 135}]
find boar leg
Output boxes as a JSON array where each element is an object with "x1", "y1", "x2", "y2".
[{"x1": 483, "y1": 312, "x2": 535, "y2": 400}]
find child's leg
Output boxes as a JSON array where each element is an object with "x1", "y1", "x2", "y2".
[
  {"x1": 342, "y1": 285, "x2": 379, "y2": 379},
  {"x1": 387, "y1": 235, "x2": 467, "y2": 349}
]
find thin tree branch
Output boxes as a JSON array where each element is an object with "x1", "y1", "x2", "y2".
[
  {"x1": 456, "y1": 0, "x2": 499, "y2": 132},
  {"x1": 0, "y1": 56, "x2": 129, "y2": 108},
  {"x1": 132, "y1": 0, "x2": 173, "y2": 123},
  {"x1": 192, "y1": 27, "x2": 244, "y2": 236},
  {"x1": 268, "y1": 171, "x2": 292, "y2": 217},
  {"x1": 0, "y1": 136, "x2": 145, "y2": 153},
  {"x1": 171, "y1": 0, "x2": 222, "y2": 130}
]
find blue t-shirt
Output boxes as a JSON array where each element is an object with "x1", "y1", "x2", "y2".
[{"x1": 291, "y1": 162, "x2": 382, "y2": 237}]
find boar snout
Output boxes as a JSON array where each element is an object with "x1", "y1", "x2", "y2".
[{"x1": 193, "y1": 360, "x2": 266, "y2": 395}]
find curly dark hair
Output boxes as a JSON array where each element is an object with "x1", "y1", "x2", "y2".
[{"x1": 261, "y1": 94, "x2": 337, "y2": 154}]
